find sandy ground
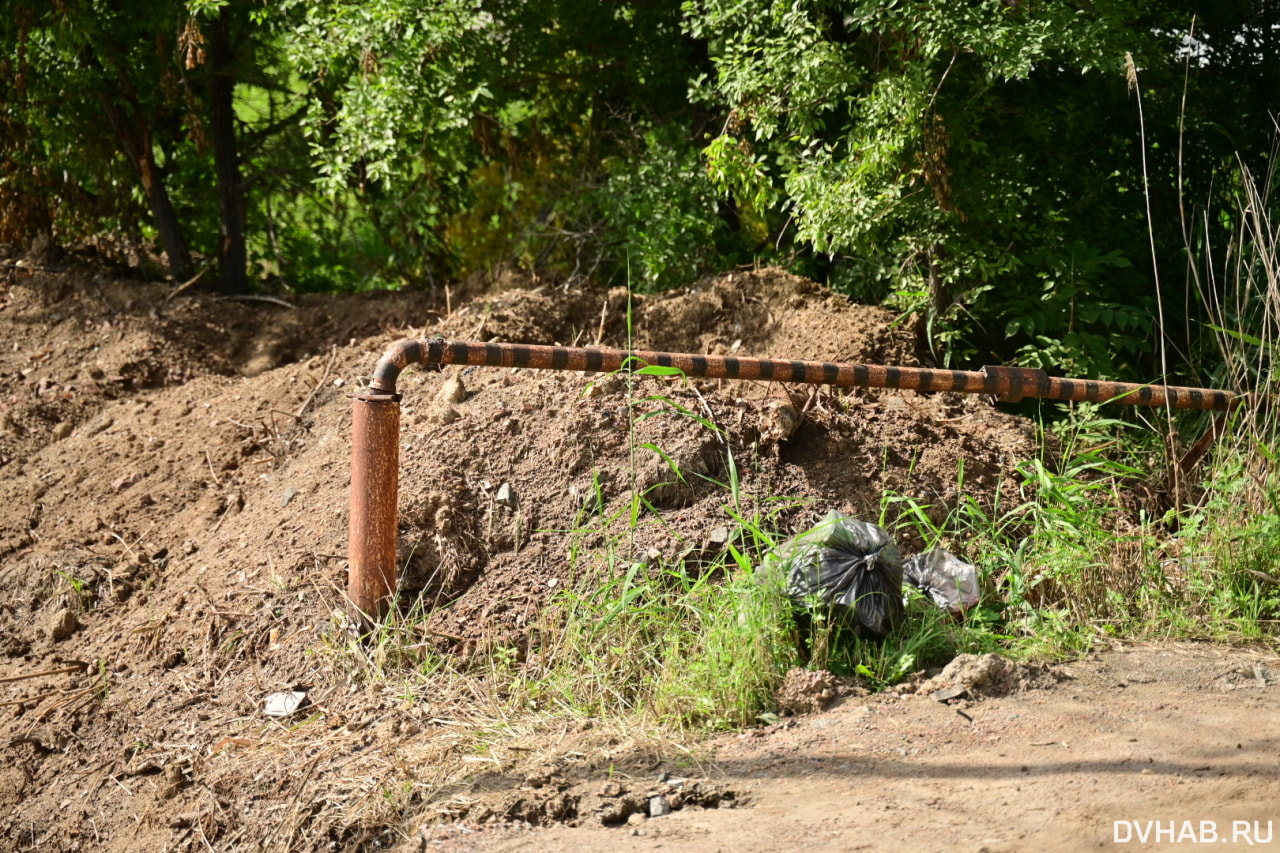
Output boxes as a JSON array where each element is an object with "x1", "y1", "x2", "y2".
[{"x1": 419, "y1": 644, "x2": 1280, "y2": 853}]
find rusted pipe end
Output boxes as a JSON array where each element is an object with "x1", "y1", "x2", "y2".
[
  {"x1": 346, "y1": 340, "x2": 443, "y2": 622},
  {"x1": 347, "y1": 393, "x2": 400, "y2": 621}
]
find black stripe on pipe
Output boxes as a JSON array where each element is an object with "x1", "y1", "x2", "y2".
[
  {"x1": 757, "y1": 359, "x2": 775, "y2": 380},
  {"x1": 449, "y1": 342, "x2": 472, "y2": 365},
  {"x1": 403, "y1": 341, "x2": 422, "y2": 367},
  {"x1": 510, "y1": 344, "x2": 533, "y2": 368},
  {"x1": 690, "y1": 354, "x2": 709, "y2": 377},
  {"x1": 917, "y1": 370, "x2": 935, "y2": 392},
  {"x1": 789, "y1": 361, "x2": 807, "y2": 382},
  {"x1": 724, "y1": 356, "x2": 741, "y2": 378},
  {"x1": 1186, "y1": 388, "x2": 1203, "y2": 408},
  {"x1": 884, "y1": 366, "x2": 902, "y2": 389},
  {"x1": 851, "y1": 365, "x2": 869, "y2": 387},
  {"x1": 483, "y1": 342, "x2": 505, "y2": 366},
  {"x1": 423, "y1": 339, "x2": 444, "y2": 366},
  {"x1": 551, "y1": 347, "x2": 569, "y2": 370},
  {"x1": 585, "y1": 349, "x2": 604, "y2": 372},
  {"x1": 823, "y1": 362, "x2": 840, "y2": 385}
]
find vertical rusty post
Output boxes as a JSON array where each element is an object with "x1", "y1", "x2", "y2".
[{"x1": 348, "y1": 393, "x2": 400, "y2": 620}]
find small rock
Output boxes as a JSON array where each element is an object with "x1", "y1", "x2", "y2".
[
  {"x1": 648, "y1": 795, "x2": 672, "y2": 817},
  {"x1": 436, "y1": 376, "x2": 468, "y2": 405},
  {"x1": 584, "y1": 375, "x2": 623, "y2": 398},
  {"x1": 48, "y1": 608, "x2": 79, "y2": 642},
  {"x1": 281, "y1": 487, "x2": 297, "y2": 508},
  {"x1": 495, "y1": 482, "x2": 517, "y2": 509},
  {"x1": 111, "y1": 472, "x2": 141, "y2": 492},
  {"x1": 51, "y1": 422, "x2": 72, "y2": 441},
  {"x1": 432, "y1": 405, "x2": 460, "y2": 425},
  {"x1": 626, "y1": 813, "x2": 646, "y2": 827},
  {"x1": 705, "y1": 527, "x2": 732, "y2": 552},
  {"x1": 930, "y1": 685, "x2": 968, "y2": 703}
]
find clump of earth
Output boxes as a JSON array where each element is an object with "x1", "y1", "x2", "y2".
[
  {"x1": 2, "y1": 251, "x2": 1273, "y2": 852},
  {"x1": 928, "y1": 653, "x2": 1061, "y2": 697},
  {"x1": 773, "y1": 668, "x2": 862, "y2": 715}
]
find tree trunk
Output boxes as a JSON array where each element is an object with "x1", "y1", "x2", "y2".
[
  {"x1": 99, "y1": 95, "x2": 193, "y2": 280},
  {"x1": 209, "y1": 7, "x2": 247, "y2": 295}
]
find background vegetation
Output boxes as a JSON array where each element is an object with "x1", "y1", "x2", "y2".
[{"x1": 2, "y1": 0, "x2": 1275, "y2": 381}]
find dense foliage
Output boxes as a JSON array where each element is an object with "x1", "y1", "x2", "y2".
[{"x1": 1, "y1": 0, "x2": 1276, "y2": 378}]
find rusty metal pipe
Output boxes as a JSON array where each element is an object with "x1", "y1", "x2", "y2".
[
  {"x1": 368, "y1": 340, "x2": 1240, "y2": 410},
  {"x1": 348, "y1": 392, "x2": 400, "y2": 619},
  {"x1": 348, "y1": 338, "x2": 1241, "y2": 617}
]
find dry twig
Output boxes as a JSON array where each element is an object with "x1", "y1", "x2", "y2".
[
  {"x1": 0, "y1": 662, "x2": 88, "y2": 684},
  {"x1": 295, "y1": 346, "x2": 339, "y2": 419}
]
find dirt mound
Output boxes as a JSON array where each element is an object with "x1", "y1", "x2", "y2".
[
  {"x1": 924, "y1": 653, "x2": 1061, "y2": 699},
  {"x1": 0, "y1": 260, "x2": 1040, "y2": 849},
  {"x1": 773, "y1": 668, "x2": 866, "y2": 716},
  {"x1": 637, "y1": 268, "x2": 918, "y2": 372}
]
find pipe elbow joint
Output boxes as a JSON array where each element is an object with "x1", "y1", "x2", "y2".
[{"x1": 369, "y1": 338, "x2": 446, "y2": 397}]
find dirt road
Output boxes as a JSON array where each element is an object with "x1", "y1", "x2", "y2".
[{"x1": 414, "y1": 644, "x2": 1280, "y2": 853}]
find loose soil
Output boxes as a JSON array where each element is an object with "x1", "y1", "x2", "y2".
[{"x1": 0, "y1": 252, "x2": 1276, "y2": 852}]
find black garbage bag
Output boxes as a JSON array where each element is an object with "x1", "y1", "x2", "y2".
[
  {"x1": 902, "y1": 549, "x2": 980, "y2": 614},
  {"x1": 764, "y1": 510, "x2": 904, "y2": 639}
]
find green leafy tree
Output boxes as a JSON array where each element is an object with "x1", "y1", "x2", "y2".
[
  {"x1": 686, "y1": 0, "x2": 1149, "y2": 372},
  {"x1": 1, "y1": 1, "x2": 312, "y2": 293},
  {"x1": 686, "y1": 0, "x2": 1280, "y2": 378},
  {"x1": 280, "y1": 0, "x2": 729, "y2": 287},
  {"x1": 2, "y1": 1, "x2": 198, "y2": 276}
]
